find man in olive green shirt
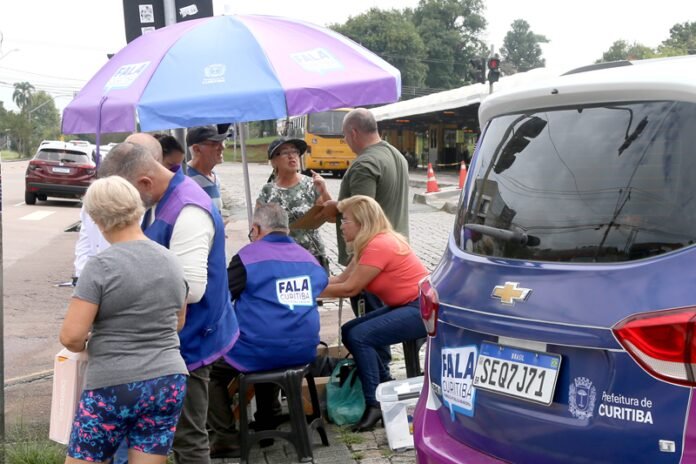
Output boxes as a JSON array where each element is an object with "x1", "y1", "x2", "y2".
[
  {"x1": 334, "y1": 108, "x2": 411, "y2": 378},
  {"x1": 337, "y1": 108, "x2": 410, "y2": 266}
]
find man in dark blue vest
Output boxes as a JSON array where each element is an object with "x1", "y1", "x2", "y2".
[
  {"x1": 99, "y1": 139, "x2": 239, "y2": 464},
  {"x1": 207, "y1": 202, "x2": 328, "y2": 458}
]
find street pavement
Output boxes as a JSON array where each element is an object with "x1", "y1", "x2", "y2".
[{"x1": 211, "y1": 163, "x2": 460, "y2": 463}]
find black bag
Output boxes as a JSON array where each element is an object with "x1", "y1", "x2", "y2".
[{"x1": 310, "y1": 342, "x2": 341, "y2": 377}]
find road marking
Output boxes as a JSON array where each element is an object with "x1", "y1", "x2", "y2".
[
  {"x1": 14, "y1": 202, "x2": 25, "y2": 207},
  {"x1": 5, "y1": 368, "x2": 54, "y2": 387},
  {"x1": 20, "y1": 210, "x2": 55, "y2": 221}
]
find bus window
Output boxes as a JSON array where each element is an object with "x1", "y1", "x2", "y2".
[
  {"x1": 308, "y1": 111, "x2": 346, "y2": 137},
  {"x1": 300, "y1": 109, "x2": 357, "y2": 177}
]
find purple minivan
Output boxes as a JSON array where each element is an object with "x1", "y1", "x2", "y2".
[{"x1": 414, "y1": 56, "x2": 696, "y2": 463}]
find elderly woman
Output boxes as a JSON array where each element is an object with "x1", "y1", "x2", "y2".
[
  {"x1": 320, "y1": 195, "x2": 429, "y2": 432},
  {"x1": 257, "y1": 136, "x2": 332, "y2": 270},
  {"x1": 60, "y1": 176, "x2": 189, "y2": 464}
]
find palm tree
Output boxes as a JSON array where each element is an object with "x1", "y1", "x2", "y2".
[{"x1": 12, "y1": 81, "x2": 35, "y2": 112}]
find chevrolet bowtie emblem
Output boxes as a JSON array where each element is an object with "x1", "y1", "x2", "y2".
[{"x1": 492, "y1": 282, "x2": 531, "y2": 305}]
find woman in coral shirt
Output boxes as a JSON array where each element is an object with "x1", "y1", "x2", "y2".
[{"x1": 321, "y1": 195, "x2": 428, "y2": 432}]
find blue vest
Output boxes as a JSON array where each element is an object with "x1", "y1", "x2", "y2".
[
  {"x1": 143, "y1": 169, "x2": 239, "y2": 370},
  {"x1": 224, "y1": 234, "x2": 328, "y2": 373}
]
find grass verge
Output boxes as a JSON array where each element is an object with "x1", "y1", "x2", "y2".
[
  {"x1": 5, "y1": 423, "x2": 65, "y2": 464},
  {"x1": 223, "y1": 143, "x2": 269, "y2": 164},
  {"x1": 1, "y1": 150, "x2": 24, "y2": 161}
]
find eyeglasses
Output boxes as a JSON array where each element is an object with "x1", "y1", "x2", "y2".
[
  {"x1": 340, "y1": 218, "x2": 354, "y2": 225},
  {"x1": 247, "y1": 225, "x2": 258, "y2": 242},
  {"x1": 275, "y1": 149, "x2": 300, "y2": 157}
]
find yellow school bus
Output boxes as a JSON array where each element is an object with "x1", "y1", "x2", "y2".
[{"x1": 285, "y1": 109, "x2": 356, "y2": 177}]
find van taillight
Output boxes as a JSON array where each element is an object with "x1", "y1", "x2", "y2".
[
  {"x1": 613, "y1": 307, "x2": 696, "y2": 387},
  {"x1": 419, "y1": 277, "x2": 439, "y2": 336}
]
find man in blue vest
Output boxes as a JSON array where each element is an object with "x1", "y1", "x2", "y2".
[
  {"x1": 98, "y1": 139, "x2": 239, "y2": 464},
  {"x1": 207, "y1": 202, "x2": 328, "y2": 458}
]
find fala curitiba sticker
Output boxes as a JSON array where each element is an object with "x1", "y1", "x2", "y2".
[{"x1": 441, "y1": 346, "x2": 478, "y2": 420}]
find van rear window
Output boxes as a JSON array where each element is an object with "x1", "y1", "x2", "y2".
[
  {"x1": 35, "y1": 149, "x2": 91, "y2": 164},
  {"x1": 455, "y1": 101, "x2": 696, "y2": 262}
]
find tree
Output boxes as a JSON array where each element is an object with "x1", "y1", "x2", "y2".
[
  {"x1": 26, "y1": 91, "x2": 61, "y2": 152},
  {"x1": 411, "y1": 0, "x2": 488, "y2": 89},
  {"x1": 6, "y1": 87, "x2": 60, "y2": 157},
  {"x1": 597, "y1": 40, "x2": 655, "y2": 63},
  {"x1": 499, "y1": 19, "x2": 548, "y2": 73},
  {"x1": 331, "y1": 8, "x2": 428, "y2": 88},
  {"x1": 4, "y1": 111, "x2": 30, "y2": 156},
  {"x1": 12, "y1": 81, "x2": 35, "y2": 112},
  {"x1": 658, "y1": 21, "x2": 696, "y2": 55}
]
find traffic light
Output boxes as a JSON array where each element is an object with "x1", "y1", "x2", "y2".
[
  {"x1": 487, "y1": 57, "x2": 501, "y2": 84},
  {"x1": 469, "y1": 58, "x2": 486, "y2": 84}
]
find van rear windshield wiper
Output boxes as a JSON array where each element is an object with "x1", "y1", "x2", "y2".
[{"x1": 464, "y1": 223, "x2": 540, "y2": 246}]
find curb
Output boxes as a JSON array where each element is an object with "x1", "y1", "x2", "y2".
[
  {"x1": 408, "y1": 179, "x2": 457, "y2": 189},
  {"x1": 412, "y1": 187, "x2": 461, "y2": 214}
]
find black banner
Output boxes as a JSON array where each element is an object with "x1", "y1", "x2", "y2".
[
  {"x1": 122, "y1": 0, "x2": 166, "y2": 43},
  {"x1": 122, "y1": 0, "x2": 213, "y2": 43}
]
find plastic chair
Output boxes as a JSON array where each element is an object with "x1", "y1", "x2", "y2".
[
  {"x1": 403, "y1": 337, "x2": 427, "y2": 378},
  {"x1": 238, "y1": 364, "x2": 329, "y2": 463}
]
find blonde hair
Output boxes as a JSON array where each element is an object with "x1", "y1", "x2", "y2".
[
  {"x1": 83, "y1": 176, "x2": 145, "y2": 233},
  {"x1": 338, "y1": 195, "x2": 409, "y2": 260}
]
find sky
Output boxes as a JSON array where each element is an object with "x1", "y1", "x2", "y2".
[{"x1": 1, "y1": 0, "x2": 695, "y2": 115}]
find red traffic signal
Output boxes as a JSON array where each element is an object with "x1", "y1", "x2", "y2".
[{"x1": 487, "y1": 57, "x2": 501, "y2": 70}]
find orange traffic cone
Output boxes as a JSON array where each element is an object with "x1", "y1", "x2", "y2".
[
  {"x1": 426, "y1": 163, "x2": 440, "y2": 193},
  {"x1": 458, "y1": 160, "x2": 468, "y2": 189}
]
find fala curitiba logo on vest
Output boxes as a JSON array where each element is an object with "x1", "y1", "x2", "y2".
[{"x1": 276, "y1": 275, "x2": 313, "y2": 310}]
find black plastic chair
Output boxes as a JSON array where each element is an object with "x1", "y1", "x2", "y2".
[
  {"x1": 403, "y1": 337, "x2": 427, "y2": 378},
  {"x1": 238, "y1": 364, "x2": 329, "y2": 463}
]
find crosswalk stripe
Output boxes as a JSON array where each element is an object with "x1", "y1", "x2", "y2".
[{"x1": 20, "y1": 211, "x2": 55, "y2": 221}]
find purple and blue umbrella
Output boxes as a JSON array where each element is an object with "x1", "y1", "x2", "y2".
[{"x1": 61, "y1": 14, "x2": 401, "y2": 134}]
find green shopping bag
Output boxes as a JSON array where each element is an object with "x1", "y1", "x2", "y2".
[{"x1": 326, "y1": 359, "x2": 366, "y2": 425}]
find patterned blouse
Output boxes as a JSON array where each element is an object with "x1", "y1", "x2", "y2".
[{"x1": 257, "y1": 175, "x2": 326, "y2": 259}]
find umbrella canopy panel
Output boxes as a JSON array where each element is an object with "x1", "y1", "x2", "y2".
[{"x1": 62, "y1": 14, "x2": 401, "y2": 134}]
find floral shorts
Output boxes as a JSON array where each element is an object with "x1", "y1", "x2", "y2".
[{"x1": 67, "y1": 373, "x2": 187, "y2": 462}]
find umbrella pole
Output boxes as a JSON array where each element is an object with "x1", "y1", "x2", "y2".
[{"x1": 239, "y1": 123, "x2": 253, "y2": 228}]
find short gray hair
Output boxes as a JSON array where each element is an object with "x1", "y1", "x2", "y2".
[
  {"x1": 254, "y1": 202, "x2": 289, "y2": 232},
  {"x1": 344, "y1": 108, "x2": 378, "y2": 134},
  {"x1": 98, "y1": 142, "x2": 158, "y2": 183},
  {"x1": 83, "y1": 176, "x2": 145, "y2": 233}
]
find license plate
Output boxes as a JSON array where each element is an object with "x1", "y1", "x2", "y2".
[
  {"x1": 52, "y1": 167, "x2": 71, "y2": 174},
  {"x1": 473, "y1": 342, "x2": 561, "y2": 405}
]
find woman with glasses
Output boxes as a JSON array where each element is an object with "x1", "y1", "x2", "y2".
[
  {"x1": 257, "y1": 136, "x2": 332, "y2": 271},
  {"x1": 320, "y1": 195, "x2": 429, "y2": 432}
]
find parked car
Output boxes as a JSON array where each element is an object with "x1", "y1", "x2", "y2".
[
  {"x1": 414, "y1": 55, "x2": 696, "y2": 464},
  {"x1": 24, "y1": 140, "x2": 96, "y2": 204}
]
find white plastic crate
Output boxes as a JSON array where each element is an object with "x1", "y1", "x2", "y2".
[{"x1": 375, "y1": 376, "x2": 424, "y2": 450}]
